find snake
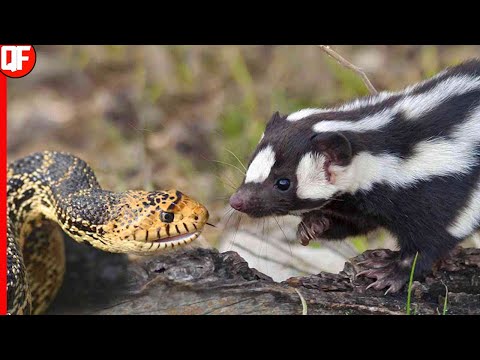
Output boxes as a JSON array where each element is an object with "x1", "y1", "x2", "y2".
[{"x1": 7, "y1": 151, "x2": 210, "y2": 315}]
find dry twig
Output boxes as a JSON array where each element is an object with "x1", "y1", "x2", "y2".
[{"x1": 318, "y1": 45, "x2": 378, "y2": 94}]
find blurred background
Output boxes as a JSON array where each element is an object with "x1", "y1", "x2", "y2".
[{"x1": 8, "y1": 45, "x2": 480, "y2": 282}]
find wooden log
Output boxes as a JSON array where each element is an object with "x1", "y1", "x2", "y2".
[{"x1": 47, "y1": 238, "x2": 480, "y2": 315}]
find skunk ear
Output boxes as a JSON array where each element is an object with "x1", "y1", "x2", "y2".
[
  {"x1": 311, "y1": 132, "x2": 352, "y2": 166},
  {"x1": 268, "y1": 111, "x2": 283, "y2": 124}
]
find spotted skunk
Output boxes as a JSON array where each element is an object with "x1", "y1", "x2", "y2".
[{"x1": 229, "y1": 59, "x2": 480, "y2": 293}]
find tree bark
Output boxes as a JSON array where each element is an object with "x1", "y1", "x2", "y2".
[{"x1": 48, "y1": 238, "x2": 480, "y2": 315}]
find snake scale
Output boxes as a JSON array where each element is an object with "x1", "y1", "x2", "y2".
[{"x1": 7, "y1": 151, "x2": 209, "y2": 315}]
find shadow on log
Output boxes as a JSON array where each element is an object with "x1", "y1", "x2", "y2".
[{"x1": 48, "y1": 237, "x2": 480, "y2": 315}]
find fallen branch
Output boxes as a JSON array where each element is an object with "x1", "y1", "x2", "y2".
[{"x1": 48, "y1": 239, "x2": 480, "y2": 315}]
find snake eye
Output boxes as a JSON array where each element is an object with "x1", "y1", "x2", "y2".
[
  {"x1": 161, "y1": 211, "x2": 175, "y2": 223},
  {"x1": 275, "y1": 178, "x2": 291, "y2": 191}
]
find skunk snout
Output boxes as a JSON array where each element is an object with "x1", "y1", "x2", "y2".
[
  {"x1": 229, "y1": 191, "x2": 246, "y2": 212},
  {"x1": 229, "y1": 187, "x2": 274, "y2": 218}
]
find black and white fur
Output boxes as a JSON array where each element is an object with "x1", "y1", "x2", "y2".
[{"x1": 230, "y1": 59, "x2": 480, "y2": 293}]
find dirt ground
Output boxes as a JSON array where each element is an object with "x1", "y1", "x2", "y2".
[{"x1": 8, "y1": 45, "x2": 480, "y2": 280}]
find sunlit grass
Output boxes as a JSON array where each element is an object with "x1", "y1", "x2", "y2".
[
  {"x1": 442, "y1": 283, "x2": 449, "y2": 315},
  {"x1": 406, "y1": 252, "x2": 419, "y2": 315},
  {"x1": 295, "y1": 288, "x2": 308, "y2": 315}
]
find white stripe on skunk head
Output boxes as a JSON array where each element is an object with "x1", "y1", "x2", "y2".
[
  {"x1": 245, "y1": 145, "x2": 275, "y2": 183},
  {"x1": 313, "y1": 110, "x2": 392, "y2": 133},
  {"x1": 287, "y1": 108, "x2": 328, "y2": 121}
]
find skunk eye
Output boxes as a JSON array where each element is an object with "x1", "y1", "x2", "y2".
[
  {"x1": 275, "y1": 178, "x2": 291, "y2": 191},
  {"x1": 161, "y1": 211, "x2": 175, "y2": 223}
]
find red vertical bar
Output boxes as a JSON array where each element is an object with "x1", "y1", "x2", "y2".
[{"x1": 0, "y1": 74, "x2": 6, "y2": 315}]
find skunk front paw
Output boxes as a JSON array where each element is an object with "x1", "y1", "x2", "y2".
[{"x1": 297, "y1": 212, "x2": 330, "y2": 246}]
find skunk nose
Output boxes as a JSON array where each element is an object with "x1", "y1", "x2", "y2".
[{"x1": 229, "y1": 192, "x2": 245, "y2": 211}]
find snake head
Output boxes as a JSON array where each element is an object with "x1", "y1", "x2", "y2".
[{"x1": 98, "y1": 189, "x2": 209, "y2": 254}]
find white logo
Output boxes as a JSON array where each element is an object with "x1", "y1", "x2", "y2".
[{"x1": 1, "y1": 46, "x2": 31, "y2": 72}]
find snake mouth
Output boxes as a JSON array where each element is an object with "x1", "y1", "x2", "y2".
[
  {"x1": 153, "y1": 231, "x2": 201, "y2": 244},
  {"x1": 124, "y1": 228, "x2": 204, "y2": 252},
  {"x1": 129, "y1": 231, "x2": 201, "y2": 255},
  {"x1": 130, "y1": 230, "x2": 202, "y2": 251}
]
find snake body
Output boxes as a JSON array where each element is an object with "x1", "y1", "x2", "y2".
[{"x1": 7, "y1": 151, "x2": 209, "y2": 315}]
